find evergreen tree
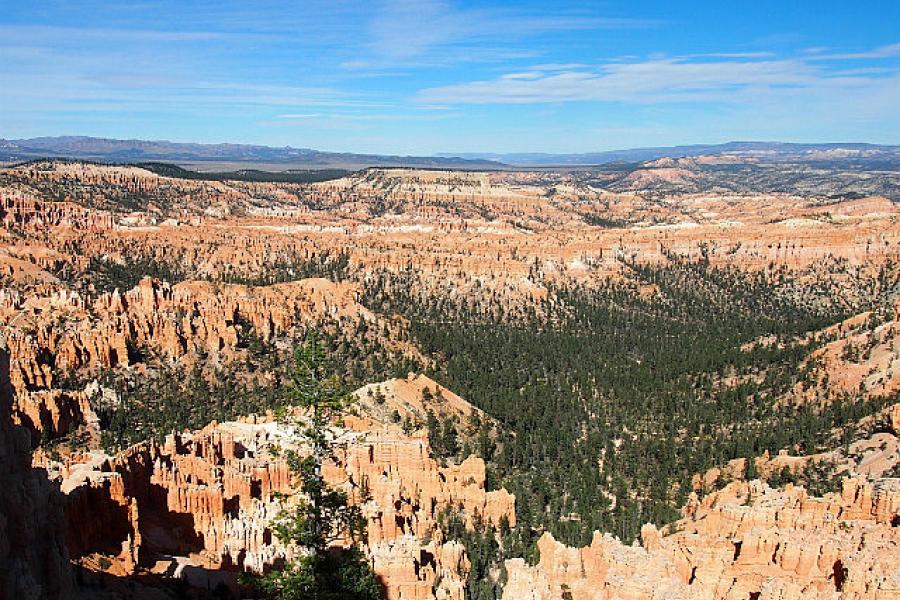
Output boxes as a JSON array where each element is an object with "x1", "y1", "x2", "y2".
[
  {"x1": 745, "y1": 457, "x2": 759, "y2": 480},
  {"x1": 253, "y1": 338, "x2": 384, "y2": 600},
  {"x1": 426, "y1": 409, "x2": 442, "y2": 456},
  {"x1": 441, "y1": 418, "x2": 459, "y2": 457}
]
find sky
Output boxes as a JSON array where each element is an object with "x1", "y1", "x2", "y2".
[{"x1": 1, "y1": 0, "x2": 899, "y2": 155}]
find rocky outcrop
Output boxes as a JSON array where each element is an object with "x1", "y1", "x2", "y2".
[
  {"x1": 52, "y1": 408, "x2": 515, "y2": 600},
  {"x1": 0, "y1": 338, "x2": 74, "y2": 600},
  {"x1": 1, "y1": 161, "x2": 244, "y2": 219},
  {"x1": 787, "y1": 302, "x2": 900, "y2": 406},
  {"x1": 502, "y1": 478, "x2": 900, "y2": 600},
  {"x1": 0, "y1": 190, "x2": 114, "y2": 232},
  {"x1": 354, "y1": 373, "x2": 487, "y2": 427},
  {"x1": 0, "y1": 276, "x2": 395, "y2": 443},
  {"x1": 3, "y1": 276, "x2": 372, "y2": 371}
]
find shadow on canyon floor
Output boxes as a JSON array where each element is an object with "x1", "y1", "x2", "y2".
[{"x1": 73, "y1": 556, "x2": 390, "y2": 600}]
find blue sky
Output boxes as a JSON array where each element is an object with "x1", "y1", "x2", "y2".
[{"x1": 1, "y1": 0, "x2": 899, "y2": 154}]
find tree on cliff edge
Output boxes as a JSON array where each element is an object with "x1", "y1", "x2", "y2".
[{"x1": 251, "y1": 337, "x2": 384, "y2": 600}]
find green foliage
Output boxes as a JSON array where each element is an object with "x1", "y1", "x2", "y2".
[
  {"x1": 87, "y1": 255, "x2": 188, "y2": 295},
  {"x1": 253, "y1": 546, "x2": 382, "y2": 600},
  {"x1": 68, "y1": 249, "x2": 353, "y2": 295},
  {"x1": 86, "y1": 321, "x2": 419, "y2": 453},
  {"x1": 441, "y1": 418, "x2": 460, "y2": 457},
  {"x1": 94, "y1": 362, "x2": 278, "y2": 452},
  {"x1": 424, "y1": 410, "x2": 463, "y2": 461},
  {"x1": 438, "y1": 510, "x2": 501, "y2": 600},
  {"x1": 363, "y1": 257, "x2": 894, "y2": 549},
  {"x1": 766, "y1": 458, "x2": 843, "y2": 496},
  {"x1": 250, "y1": 337, "x2": 383, "y2": 600},
  {"x1": 134, "y1": 162, "x2": 350, "y2": 184},
  {"x1": 767, "y1": 465, "x2": 796, "y2": 488},
  {"x1": 744, "y1": 457, "x2": 759, "y2": 480}
]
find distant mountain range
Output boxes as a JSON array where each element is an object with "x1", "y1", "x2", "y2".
[
  {"x1": 440, "y1": 141, "x2": 900, "y2": 167},
  {"x1": 0, "y1": 136, "x2": 505, "y2": 170},
  {"x1": 1, "y1": 136, "x2": 898, "y2": 169}
]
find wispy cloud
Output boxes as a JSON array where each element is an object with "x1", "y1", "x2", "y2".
[
  {"x1": 360, "y1": 0, "x2": 656, "y2": 64},
  {"x1": 416, "y1": 47, "x2": 899, "y2": 106},
  {"x1": 2, "y1": 0, "x2": 897, "y2": 151},
  {"x1": 416, "y1": 58, "x2": 814, "y2": 104},
  {"x1": 0, "y1": 71, "x2": 389, "y2": 114},
  {"x1": 0, "y1": 24, "x2": 248, "y2": 43},
  {"x1": 809, "y1": 42, "x2": 900, "y2": 61},
  {"x1": 686, "y1": 51, "x2": 775, "y2": 59}
]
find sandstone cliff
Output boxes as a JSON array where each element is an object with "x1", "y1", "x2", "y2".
[
  {"x1": 0, "y1": 338, "x2": 73, "y2": 600},
  {"x1": 49, "y1": 403, "x2": 514, "y2": 600},
  {"x1": 502, "y1": 478, "x2": 900, "y2": 600},
  {"x1": 0, "y1": 276, "x2": 413, "y2": 445}
]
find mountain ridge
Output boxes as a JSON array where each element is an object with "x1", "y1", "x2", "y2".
[
  {"x1": 0, "y1": 135, "x2": 507, "y2": 170},
  {"x1": 439, "y1": 140, "x2": 900, "y2": 166},
  {"x1": 3, "y1": 136, "x2": 899, "y2": 169}
]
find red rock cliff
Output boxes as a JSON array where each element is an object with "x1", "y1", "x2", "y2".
[
  {"x1": 0, "y1": 338, "x2": 74, "y2": 600},
  {"x1": 54, "y1": 408, "x2": 515, "y2": 600},
  {"x1": 502, "y1": 478, "x2": 900, "y2": 600}
]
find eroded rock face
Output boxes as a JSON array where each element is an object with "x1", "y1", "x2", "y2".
[
  {"x1": 0, "y1": 340, "x2": 74, "y2": 600},
  {"x1": 502, "y1": 478, "x2": 900, "y2": 600},
  {"x1": 6, "y1": 161, "x2": 898, "y2": 295},
  {"x1": 354, "y1": 373, "x2": 488, "y2": 428},
  {"x1": 0, "y1": 276, "x2": 394, "y2": 444},
  {"x1": 52, "y1": 408, "x2": 515, "y2": 600},
  {"x1": 0, "y1": 189, "x2": 115, "y2": 232},
  {"x1": 2, "y1": 161, "x2": 900, "y2": 599},
  {"x1": 765, "y1": 299, "x2": 900, "y2": 415}
]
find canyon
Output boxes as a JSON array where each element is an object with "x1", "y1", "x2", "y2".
[
  {"x1": 0, "y1": 157, "x2": 898, "y2": 599},
  {"x1": 53, "y1": 401, "x2": 514, "y2": 600},
  {"x1": 503, "y1": 477, "x2": 900, "y2": 600}
]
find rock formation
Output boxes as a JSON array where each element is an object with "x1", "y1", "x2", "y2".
[
  {"x1": 0, "y1": 338, "x2": 74, "y2": 600},
  {"x1": 0, "y1": 276, "x2": 413, "y2": 444},
  {"x1": 0, "y1": 189, "x2": 115, "y2": 232},
  {"x1": 49, "y1": 404, "x2": 514, "y2": 600},
  {"x1": 1, "y1": 160, "x2": 899, "y2": 599},
  {"x1": 502, "y1": 478, "x2": 900, "y2": 600},
  {"x1": 788, "y1": 301, "x2": 900, "y2": 406},
  {"x1": 354, "y1": 373, "x2": 487, "y2": 426}
]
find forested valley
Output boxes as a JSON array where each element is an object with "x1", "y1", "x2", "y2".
[
  {"x1": 362, "y1": 254, "x2": 900, "y2": 596},
  {"x1": 39, "y1": 247, "x2": 900, "y2": 600}
]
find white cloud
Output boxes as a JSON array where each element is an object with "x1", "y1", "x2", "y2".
[
  {"x1": 417, "y1": 58, "x2": 819, "y2": 104},
  {"x1": 365, "y1": 0, "x2": 656, "y2": 63},
  {"x1": 415, "y1": 49, "x2": 899, "y2": 107},
  {"x1": 809, "y1": 42, "x2": 900, "y2": 61}
]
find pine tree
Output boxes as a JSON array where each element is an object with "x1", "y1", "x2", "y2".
[
  {"x1": 441, "y1": 418, "x2": 459, "y2": 457},
  {"x1": 745, "y1": 456, "x2": 759, "y2": 480},
  {"x1": 253, "y1": 337, "x2": 384, "y2": 600},
  {"x1": 426, "y1": 409, "x2": 442, "y2": 456}
]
